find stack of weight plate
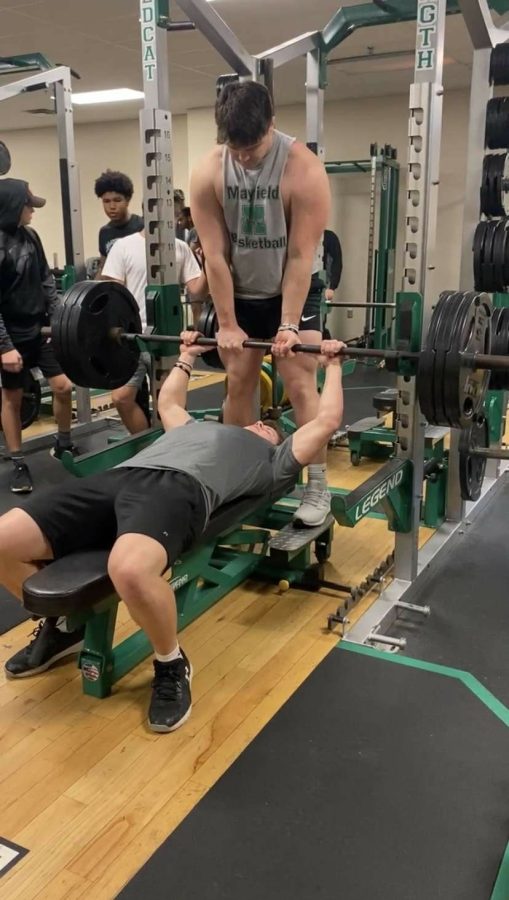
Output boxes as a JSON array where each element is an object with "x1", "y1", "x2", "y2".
[{"x1": 474, "y1": 45, "x2": 509, "y2": 292}]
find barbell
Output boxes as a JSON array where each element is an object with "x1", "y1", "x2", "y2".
[{"x1": 44, "y1": 281, "x2": 509, "y2": 432}]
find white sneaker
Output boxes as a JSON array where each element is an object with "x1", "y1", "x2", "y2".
[{"x1": 293, "y1": 487, "x2": 331, "y2": 528}]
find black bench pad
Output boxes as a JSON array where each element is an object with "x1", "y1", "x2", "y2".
[{"x1": 22, "y1": 490, "x2": 288, "y2": 617}]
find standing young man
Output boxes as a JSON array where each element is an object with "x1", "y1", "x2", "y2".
[
  {"x1": 190, "y1": 81, "x2": 332, "y2": 527},
  {"x1": 94, "y1": 170, "x2": 144, "y2": 277},
  {"x1": 102, "y1": 231, "x2": 209, "y2": 433},
  {"x1": 0, "y1": 179, "x2": 76, "y2": 493}
]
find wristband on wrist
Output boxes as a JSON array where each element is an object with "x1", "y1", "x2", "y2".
[
  {"x1": 278, "y1": 323, "x2": 300, "y2": 336},
  {"x1": 174, "y1": 362, "x2": 191, "y2": 377},
  {"x1": 177, "y1": 357, "x2": 193, "y2": 370}
]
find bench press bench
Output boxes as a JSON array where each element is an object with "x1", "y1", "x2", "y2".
[{"x1": 22, "y1": 490, "x2": 335, "y2": 698}]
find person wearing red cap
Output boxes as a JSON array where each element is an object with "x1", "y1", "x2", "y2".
[{"x1": 0, "y1": 178, "x2": 76, "y2": 493}]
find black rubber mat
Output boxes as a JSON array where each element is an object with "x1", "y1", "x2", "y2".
[
  {"x1": 119, "y1": 646, "x2": 509, "y2": 900},
  {"x1": 392, "y1": 477, "x2": 509, "y2": 707}
]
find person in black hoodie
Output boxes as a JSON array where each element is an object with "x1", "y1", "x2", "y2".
[{"x1": 0, "y1": 179, "x2": 76, "y2": 493}]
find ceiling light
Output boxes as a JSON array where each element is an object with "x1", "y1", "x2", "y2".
[{"x1": 72, "y1": 88, "x2": 144, "y2": 106}]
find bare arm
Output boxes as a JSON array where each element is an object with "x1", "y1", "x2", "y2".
[
  {"x1": 186, "y1": 270, "x2": 209, "y2": 300},
  {"x1": 190, "y1": 158, "x2": 236, "y2": 328},
  {"x1": 101, "y1": 275, "x2": 124, "y2": 285},
  {"x1": 281, "y1": 150, "x2": 331, "y2": 325},
  {"x1": 157, "y1": 332, "x2": 205, "y2": 430},
  {"x1": 291, "y1": 342, "x2": 345, "y2": 466}
]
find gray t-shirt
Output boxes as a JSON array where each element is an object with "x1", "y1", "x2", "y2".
[{"x1": 117, "y1": 421, "x2": 301, "y2": 520}]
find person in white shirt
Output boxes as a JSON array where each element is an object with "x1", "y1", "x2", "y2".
[{"x1": 102, "y1": 231, "x2": 208, "y2": 433}]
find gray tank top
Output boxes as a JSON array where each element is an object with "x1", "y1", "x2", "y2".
[{"x1": 222, "y1": 130, "x2": 295, "y2": 299}]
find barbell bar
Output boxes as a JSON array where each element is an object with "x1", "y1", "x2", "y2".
[
  {"x1": 43, "y1": 281, "x2": 509, "y2": 432},
  {"x1": 112, "y1": 329, "x2": 509, "y2": 372},
  {"x1": 324, "y1": 302, "x2": 397, "y2": 309},
  {"x1": 42, "y1": 320, "x2": 509, "y2": 371},
  {"x1": 469, "y1": 447, "x2": 509, "y2": 459}
]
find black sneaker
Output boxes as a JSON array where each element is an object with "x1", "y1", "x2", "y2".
[
  {"x1": 148, "y1": 650, "x2": 193, "y2": 733},
  {"x1": 4, "y1": 618, "x2": 85, "y2": 678},
  {"x1": 50, "y1": 441, "x2": 79, "y2": 460},
  {"x1": 10, "y1": 462, "x2": 33, "y2": 494}
]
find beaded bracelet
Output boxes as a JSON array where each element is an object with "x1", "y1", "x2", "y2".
[{"x1": 277, "y1": 323, "x2": 300, "y2": 335}]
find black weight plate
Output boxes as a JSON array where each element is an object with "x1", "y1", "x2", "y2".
[
  {"x1": 443, "y1": 292, "x2": 491, "y2": 428},
  {"x1": 417, "y1": 291, "x2": 457, "y2": 425},
  {"x1": 485, "y1": 98, "x2": 501, "y2": 149},
  {"x1": 53, "y1": 281, "x2": 142, "y2": 389},
  {"x1": 489, "y1": 306, "x2": 509, "y2": 390},
  {"x1": 492, "y1": 154, "x2": 505, "y2": 217},
  {"x1": 473, "y1": 221, "x2": 488, "y2": 291},
  {"x1": 459, "y1": 414, "x2": 489, "y2": 501},
  {"x1": 197, "y1": 301, "x2": 223, "y2": 370},
  {"x1": 490, "y1": 44, "x2": 509, "y2": 86},
  {"x1": 480, "y1": 219, "x2": 498, "y2": 292},
  {"x1": 492, "y1": 219, "x2": 508, "y2": 291},
  {"x1": 0, "y1": 369, "x2": 42, "y2": 429},
  {"x1": 480, "y1": 157, "x2": 491, "y2": 217},
  {"x1": 21, "y1": 372, "x2": 41, "y2": 429},
  {"x1": 485, "y1": 154, "x2": 506, "y2": 218},
  {"x1": 197, "y1": 301, "x2": 214, "y2": 338},
  {"x1": 434, "y1": 292, "x2": 469, "y2": 427}
]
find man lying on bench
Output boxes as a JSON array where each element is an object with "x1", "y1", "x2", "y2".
[{"x1": 0, "y1": 332, "x2": 345, "y2": 733}]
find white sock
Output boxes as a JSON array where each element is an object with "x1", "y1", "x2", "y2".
[
  {"x1": 307, "y1": 464, "x2": 327, "y2": 490},
  {"x1": 155, "y1": 645, "x2": 183, "y2": 664},
  {"x1": 55, "y1": 616, "x2": 68, "y2": 633}
]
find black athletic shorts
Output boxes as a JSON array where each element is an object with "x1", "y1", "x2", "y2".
[
  {"x1": 21, "y1": 468, "x2": 207, "y2": 568},
  {"x1": 234, "y1": 282, "x2": 323, "y2": 340},
  {"x1": 1, "y1": 336, "x2": 63, "y2": 390}
]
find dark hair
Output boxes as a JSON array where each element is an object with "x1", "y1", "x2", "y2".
[
  {"x1": 94, "y1": 170, "x2": 134, "y2": 200},
  {"x1": 215, "y1": 82, "x2": 273, "y2": 147},
  {"x1": 262, "y1": 418, "x2": 285, "y2": 445}
]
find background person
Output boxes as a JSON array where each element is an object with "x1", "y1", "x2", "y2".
[
  {"x1": 191, "y1": 81, "x2": 331, "y2": 527},
  {"x1": 0, "y1": 178, "x2": 76, "y2": 493},
  {"x1": 94, "y1": 170, "x2": 143, "y2": 277},
  {"x1": 323, "y1": 228, "x2": 342, "y2": 302}
]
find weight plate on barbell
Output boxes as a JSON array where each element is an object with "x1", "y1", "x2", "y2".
[
  {"x1": 419, "y1": 291, "x2": 492, "y2": 428},
  {"x1": 442, "y1": 292, "x2": 491, "y2": 428},
  {"x1": 434, "y1": 291, "x2": 469, "y2": 427},
  {"x1": 459, "y1": 414, "x2": 489, "y2": 502},
  {"x1": 489, "y1": 306, "x2": 509, "y2": 390},
  {"x1": 197, "y1": 301, "x2": 223, "y2": 370},
  {"x1": 52, "y1": 280, "x2": 142, "y2": 389},
  {"x1": 417, "y1": 290, "x2": 458, "y2": 426}
]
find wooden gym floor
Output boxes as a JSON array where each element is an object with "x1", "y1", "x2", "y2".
[{"x1": 0, "y1": 427, "x2": 435, "y2": 898}]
